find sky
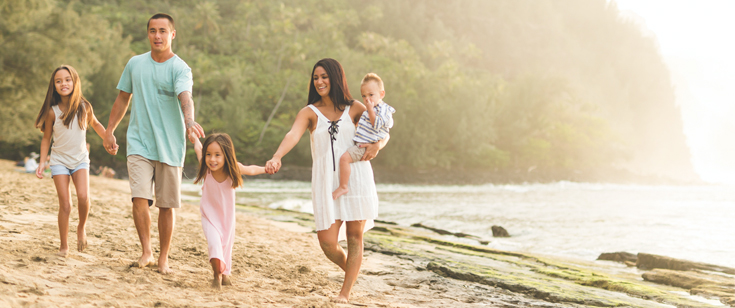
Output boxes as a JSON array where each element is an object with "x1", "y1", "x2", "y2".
[{"x1": 614, "y1": 0, "x2": 735, "y2": 184}]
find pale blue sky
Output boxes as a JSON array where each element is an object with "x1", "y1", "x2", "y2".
[{"x1": 614, "y1": 0, "x2": 735, "y2": 183}]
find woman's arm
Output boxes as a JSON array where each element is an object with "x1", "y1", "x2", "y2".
[
  {"x1": 350, "y1": 100, "x2": 367, "y2": 126},
  {"x1": 265, "y1": 107, "x2": 313, "y2": 174},
  {"x1": 238, "y1": 163, "x2": 266, "y2": 176},
  {"x1": 359, "y1": 134, "x2": 390, "y2": 161},
  {"x1": 36, "y1": 111, "x2": 55, "y2": 178}
]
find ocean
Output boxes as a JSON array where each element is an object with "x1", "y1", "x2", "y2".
[{"x1": 182, "y1": 180, "x2": 735, "y2": 268}]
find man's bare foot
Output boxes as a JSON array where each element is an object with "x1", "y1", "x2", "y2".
[
  {"x1": 211, "y1": 277, "x2": 222, "y2": 289},
  {"x1": 56, "y1": 249, "x2": 69, "y2": 257},
  {"x1": 332, "y1": 295, "x2": 349, "y2": 304},
  {"x1": 222, "y1": 275, "x2": 232, "y2": 286},
  {"x1": 132, "y1": 255, "x2": 155, "y2": 268},
  {"x1": 332, "y1": 186, "x2": 349, "y2": 200},
  {"x1": 158, "y1": 258, "x2": 173, "y2": 275},
  {"x1": 77, "y1": 227, "x2": 87, "y2": 252}
]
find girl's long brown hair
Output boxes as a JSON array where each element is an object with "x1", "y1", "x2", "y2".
[
  {"x1": 194, "y1": 133, "x2": 243, "y2": 188},
  {"x1": 35, "y1": 65, "x2": 91, "y2": 132}
]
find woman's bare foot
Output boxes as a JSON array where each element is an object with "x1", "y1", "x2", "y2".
[
  {"x1": 56, "y1": 248, "x2": 69, "y2": 257},
  {"x1": 332, "y1": 295, "x2": 349, "y2": 304},
  {"x1": 222, "y1": 275, "x2": 232, "y2": 286},
  {"x1": 77, "y1": 227, "x2": 87, "y2": 252},
  {"x1": 332, "y1": 186, "x2": 349, "y2": 200}
]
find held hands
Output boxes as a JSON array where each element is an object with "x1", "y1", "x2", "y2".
[
  {"x1": 186, "y1": 121, "x2": 205, "y2": 143},
  {"x1": 265, "y1": 157, "x2": 281, "y2": 175},
  {"x1": 189, "y1": 131, "x2": 202, "y2": 150},
  {"x1": 359, "y1": 143, "x2": 379, "y2": 161},
  {"x1": 103, "y1": 133, "x2": 119, "y2": 155}
]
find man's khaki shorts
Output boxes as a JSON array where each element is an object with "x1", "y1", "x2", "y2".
[
  {"x1": 346, "y1": 143, "x2": 368, "y2": 162},
  {"x1": 127, "y1": 155, "x2": 182, "y2": 208}
]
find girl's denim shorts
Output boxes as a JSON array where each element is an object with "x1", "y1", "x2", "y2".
[{"x1": 50, "y1": 162, "x2": 89, "y2": 177}]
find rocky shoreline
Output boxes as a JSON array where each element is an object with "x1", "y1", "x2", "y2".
[
  {"x1": 1, "y1": 158, "x2": 730, "y2": 307},
  {"x1": 243, "y1": 204, "x2": 734, "y2": 307}
]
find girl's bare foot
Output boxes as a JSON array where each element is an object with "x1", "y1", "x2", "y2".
[
  {"x1": 211, "y1": 278, "x2": 222, "y2": 289},
  {"x1": 77, "y1": 228, "x2": 87, "y2": 252},
  {"x1": 332, "y1": 295, "x2": 349, "y2": 304},
  {"x1": 222, "y1": 275, "x2": 232, "y2": 286},
  {"x1": 332, "y1": 186, "x2": 349, "y2": 200}
]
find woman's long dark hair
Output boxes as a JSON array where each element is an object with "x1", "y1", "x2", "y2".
[{"x1": 307, "y1": 58, "x2": 353, "y2": 111}]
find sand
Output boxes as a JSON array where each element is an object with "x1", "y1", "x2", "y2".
[{"x1": 3, "y1": 159, "x2": 566, "y2": 308}]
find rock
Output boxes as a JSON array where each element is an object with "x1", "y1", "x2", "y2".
[
  {"x1": 596, "y1": 252, "x2": 637, "y2": 263},
  {"x1": 411, "y1": 223, "x2": 452, "y2": 235},
  {"x1": 637, "y1": 253, "x2": 735, "y2": 274},
  {"x1": 690, "y1": 284, "x2": 735, "y2": 301},
  {"x1": 491, "y1": 225, "x2": 510, "y2": 237},
  {"x1": 641, "y1": 269, "x2": 718, "y2": 289},
  {"x1": 411, "y1": 223, "x2": 487, "y2": 242}
]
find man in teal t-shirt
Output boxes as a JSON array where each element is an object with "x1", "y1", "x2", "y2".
[{"x1": 104, "y1": 13, "x2": 204, "y2": 275}]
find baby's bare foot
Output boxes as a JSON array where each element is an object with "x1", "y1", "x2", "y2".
[
  {"x1": 222, "y1": 275, "x2": 232, "y2": 286},
  {"x1": 332, "y1": 186, "x2": 349, "y2": 200}
]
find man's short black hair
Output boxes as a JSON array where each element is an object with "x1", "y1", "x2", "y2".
[{"x1": 147, "y1": 13, "x2": 175, "y2": 30}]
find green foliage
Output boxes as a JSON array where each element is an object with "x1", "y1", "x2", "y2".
[{"x1": 0, "y1": 0, "x2": 692, "y2": 178}]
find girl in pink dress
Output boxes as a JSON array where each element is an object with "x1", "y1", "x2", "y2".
[{"x1": 192, "y1": 133, "x2": 265, "y2": 288}]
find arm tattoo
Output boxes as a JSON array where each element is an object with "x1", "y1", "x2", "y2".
[{"x1": 179, "y1": 91, "x2": 195, "y2": 129}]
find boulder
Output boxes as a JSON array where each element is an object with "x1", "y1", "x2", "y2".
[
  {"x1": 491, "y1": 225, "x2": 510, "y2": 237},
  {"x1": 596, "y1": 252, "x2": 637, "y2": 263}
]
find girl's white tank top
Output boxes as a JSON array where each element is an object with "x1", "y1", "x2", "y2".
[{"x1": 49, "y1": 105, "x2": 90, "y2": 169}]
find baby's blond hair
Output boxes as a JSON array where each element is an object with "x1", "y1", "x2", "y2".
[{"x1": 361, "y1": 73, "x2": 384, "y2": 91}]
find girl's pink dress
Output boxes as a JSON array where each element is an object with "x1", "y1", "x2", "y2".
[{"x1": 200, "y1": 171, "x2": 236, "y2": 275}]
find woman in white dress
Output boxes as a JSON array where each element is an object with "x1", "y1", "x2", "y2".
[{"x1": 265, "y1": 58, "x2": 389, "y2": 303}]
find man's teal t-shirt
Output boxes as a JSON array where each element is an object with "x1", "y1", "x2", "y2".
[{"x1": 116, "y1": 52, "x2": 193, "y2": 167}]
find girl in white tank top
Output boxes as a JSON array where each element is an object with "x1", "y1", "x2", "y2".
[{"x1": 33, "y1": 65, "x2": 110, "y2": 257}]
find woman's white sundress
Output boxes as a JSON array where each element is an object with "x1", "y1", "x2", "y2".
[{"x1": 307, "y1": 104, "x2": 379, "y2": 241}]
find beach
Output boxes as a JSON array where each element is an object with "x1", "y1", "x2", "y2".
[
  {"x1": 1, "y1": 159, "x2": 733, "y2": 308},
  {"x1": 0, "y1": 159, "x2": 568, "y2": 307}
]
